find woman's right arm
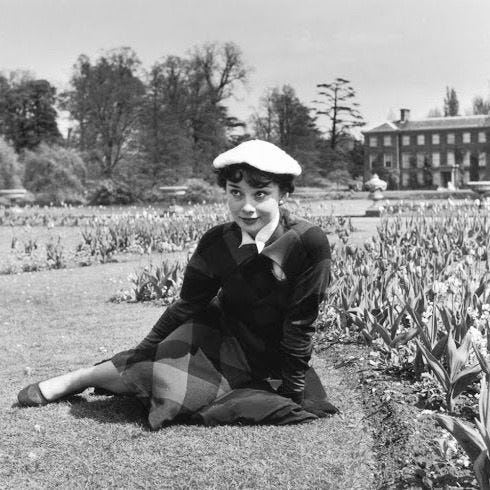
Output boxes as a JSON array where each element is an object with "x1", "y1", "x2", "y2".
[{"x1": 136, "y1": 229, "x2": 221, "y2": 350}]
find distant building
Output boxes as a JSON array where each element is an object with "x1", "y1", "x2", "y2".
[{"x1": 363, "y1": 109, "x2": 490, "y2": 189}]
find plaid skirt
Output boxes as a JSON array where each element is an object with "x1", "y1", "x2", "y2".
[{"x1": 111, "y1": 306, "x2": 278, "y2": 430}]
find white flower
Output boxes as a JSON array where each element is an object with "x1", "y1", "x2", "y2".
[{"x1": 433, "y1": 281, "x2": 448, "y2": 295}]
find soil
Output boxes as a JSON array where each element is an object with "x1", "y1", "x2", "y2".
[{"x1": 319, "y1": 342, "x2": 479, "y2": 489}]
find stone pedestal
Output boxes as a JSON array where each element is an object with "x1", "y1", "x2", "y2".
[{"x1": 365, "y1": 190, "x2": 384, "y2": 217}]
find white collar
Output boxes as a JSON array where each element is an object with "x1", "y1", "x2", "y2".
[{"x1": 238, "y1": 211, "x2": 280, "y2": 253}]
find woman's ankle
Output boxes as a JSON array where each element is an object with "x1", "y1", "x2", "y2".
[{"x1": 38, "y1": 374, "x2": 85, "y2": 401}]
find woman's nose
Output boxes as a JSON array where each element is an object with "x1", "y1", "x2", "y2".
[{"x1": 241, "y1": 201, "x2": 256, "y2": 214}]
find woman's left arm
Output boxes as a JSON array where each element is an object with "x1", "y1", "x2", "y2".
[{"x1": 279, "y1": 227, "x2": 331, "y2": 404}]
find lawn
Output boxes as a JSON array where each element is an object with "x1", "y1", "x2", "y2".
[{"x1": 1, "y1": 218, "x2": 380, "y2": 489}]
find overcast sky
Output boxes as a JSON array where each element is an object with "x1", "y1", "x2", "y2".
[{"x1": 2, "y1": 0, "x2": 490, "y2": 132}]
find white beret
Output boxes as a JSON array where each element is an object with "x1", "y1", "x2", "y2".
[{"x1": 213, "y1": 140, "x2": 302, "y2": 176}]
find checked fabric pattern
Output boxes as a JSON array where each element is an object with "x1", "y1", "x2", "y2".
[{"x1": 112, "y1": 307, "x2": 255, "y2": 430}]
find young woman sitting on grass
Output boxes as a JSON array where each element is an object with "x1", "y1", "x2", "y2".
[{"x1": 18, "y1": 140, "x2": 338, "y2": 429}]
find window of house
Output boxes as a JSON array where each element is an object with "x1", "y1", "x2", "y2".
[
  {"x1": 402, "y1": 135, "x2": 410, "y2": 146},
  {"x1": 369, "y1": 154, "x2": 377, "y2": 168},
  {"x1": 479, "y1": 131, "x2": 487, "y2": 143},
  {"x1": 383, "y1": 135, "x2": 392, "y2": 146},
  {"x1": 369, "y1": 137, "x2": 377, "y2": 147},
  {"x1": 383, "y1": 154, "x2": 392, "y2": 167},
  {"x1": 463, "y1": 132, "x2": 471, "y2": 143},
  {"x1": 479, "y1": 152, "x2": 487, "y2": 167},
  {"x1": 417, "y1": 134, "x2": 425, "y2": 145},
  {"x1": 432, "y1": 134, "x2": 440, "y2": 145},
  {"x1": 416, "y1": 153, "x2": 425, "y2": 168},
  {"x1": 401, "y1": 153, "x2": 410, "y2": 168},
  {"x1": 432, "y1": 152, "x2": 440, "y2": 167},
  {"x1": 447, "y1": 133, "x2": 455, "y2": 144},
  {"x1": 402, "y1": 173, "x2": 410, "y2": 187},
  {"x1": 447, "y1": 151, "x2": 455, "y2": 166},
  {"x1": 463, "y1": 151, "x2": 471, "y2": 167}
]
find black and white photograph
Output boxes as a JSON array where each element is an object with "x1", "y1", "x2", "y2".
[{"x1": 2, "y1": 1, "x2": 490, "y2": 488}]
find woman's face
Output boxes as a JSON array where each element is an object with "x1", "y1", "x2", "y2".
[{"x1": 226, "y1": 179, "x2": 282, "y2": 238}]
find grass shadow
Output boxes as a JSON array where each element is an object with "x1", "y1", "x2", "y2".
[{"x1": 68, "y1": 394, "x2": 149, "y2": 428}]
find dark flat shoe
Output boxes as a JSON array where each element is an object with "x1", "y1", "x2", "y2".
[{"x1": 17, "y1": 383, "x2": 49, "y2": 407}]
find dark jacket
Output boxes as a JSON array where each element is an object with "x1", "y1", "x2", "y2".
[{"x1": 137, "y1": 209, "x2": 331, "y2": 402}]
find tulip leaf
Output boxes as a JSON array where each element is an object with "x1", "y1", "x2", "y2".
[
  {"x1": 473, "y1": 450, "x2": 490, "y2": 490},
  {"x1": 451, "y1": 364, "x2": 482, "y2": 399},
  {"x1": 435, "y1": 413, "x2": 485, "y2": 463}
]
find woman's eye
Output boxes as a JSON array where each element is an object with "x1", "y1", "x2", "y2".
[
  {"x1": 255, "y1": 192, "x2": 267, "y2": 199},
  {"x1": 230, "y1": 189, "x2": 241, "y2": 197}
]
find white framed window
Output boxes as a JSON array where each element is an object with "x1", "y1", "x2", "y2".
[
  {"x1": 401, "y1": 153, "x2": 410, "y2": 168},
  {"x1": 369, "y1": 154, "x2": 377, "y2": 168},
  {"x1": 463, "y1": 132, "x2": 471, "y2": 143},
  {"x1": 417, "y1": 134, "x2": 425, "y2": 145},
  {"x1": 369, "y1": 137, "x2": 377, "y2": 147},
  {"x1": 416, "y1": 153, "x2": 425, "y2": 168},
  {"x1": 432, "y1": 134, "x2": 440, "y2": 145},
  {"x1": 432, "y1": 152, "x2": 440, "y2": 167},
  {"x1": 402, "y1": 135, "x2": 410, "y2": 146},
  {"x1": 463, "y1": 151, "x2": 471, "y2": 167},
  {"x1": 479, "y1": 131, "x2": 487, "y2": 143},
  {"x1": 479, "y1": 152, "x2": 487, "y2": 167},
  {"x1": 432, "y1": 171, "x2": 441, "y2": 187},
  {"x1": 402, "y1": 172, "x2": 410, "y2": 187},
  {"x1": 447, "y1": 133, "x2": 455, "y2": 144},
  {"x1": 383, "y1": 154, "x2": 392, "y2": 167},
  {"x1": 447, "y1": 151, "x2": 455, "y2": 166},
  {"x1": 383, "y1": 135, "x2": 392, "y2": 147}
]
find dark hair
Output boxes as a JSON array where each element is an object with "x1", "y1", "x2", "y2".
[{"x1": 215, "y1": 163, "x2": 295, "y2": 194}]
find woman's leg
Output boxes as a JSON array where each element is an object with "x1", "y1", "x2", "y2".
[{"x1": 37, "y1": 361, "x2": 132, "y2": 402}]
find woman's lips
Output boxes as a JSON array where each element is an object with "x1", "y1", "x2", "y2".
[{"x1": 240, "y1": 217, "x2": 259, "y2": 223}]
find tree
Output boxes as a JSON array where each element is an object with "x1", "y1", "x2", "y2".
[
  {"x1": 0, "y1": 136, "x2": 22, "y2": 188},
  {"x1": 472, "y1": 95, "x2": 490, "y2": 115},
  {"x1": 443, "y1": 87, "x2": 459, "y2": 116},
  {"x1": 0, "y1": 73, "x2": 61, "y2": 152},
  {"x1": 427, "y1": 107, "x2": 443, "y2": 118},
  {"x1": 61, "y1": 47, "x2": 145, "y2": 177},
  {"x1": 251, "y1": 85, "x2": 323, "y2": 183},
  {"x1": 314, "y1": 78, "x2": 365, "y2": 150},
  {"x1": 136, "y1": 42, "x2": 249, "y2": 182},
  {"x1": 186, "y1": 42, "x2": 249, "y2": 177},
  {"x1": 22, "y1": 143, "x2": 87, "y2": 204},
  {"x1": 252, "y1": 86, "x2": 319, "y2": 148},
  {"x1": 137, "y1": 56, "x2": 194, "y2": 184}
]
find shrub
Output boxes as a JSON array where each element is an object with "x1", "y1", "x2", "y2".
[
  {"x1": 22, "y1": 144, "x2": 87, "y2": 204},
  {"x1": 88, "y1": 179, "x2": 138, "y2": 205},
  {"x1": 0, "y1": 137, "x2": 23, "y2": 189},
  {"x1": 184, "y1": 178, "x2": 224, "y2": 204}
]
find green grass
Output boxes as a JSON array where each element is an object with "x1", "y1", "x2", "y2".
[{"x1": 1, "y1": 217, "x2": 381, "y2": 489}]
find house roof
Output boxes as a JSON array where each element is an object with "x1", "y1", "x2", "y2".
[{"x1": 364, "y1": 115, "x2": 490, "y2": 133}]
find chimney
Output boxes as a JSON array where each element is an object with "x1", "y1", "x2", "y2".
[{"x1": 400, "y1": 108, "x2": 410, "y2": 122}]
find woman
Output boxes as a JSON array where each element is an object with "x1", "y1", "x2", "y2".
[{"x1": 18, "y1": 140, "x2": 336, "y2": 429}]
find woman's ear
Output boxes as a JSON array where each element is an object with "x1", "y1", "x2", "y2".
[{"x1": 279, "y1": 192, "x2": 289, "y2": 205}]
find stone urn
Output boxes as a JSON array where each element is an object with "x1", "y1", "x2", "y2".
[{"x1": 365, "y1": 174, "x2": 388, "y2": 217}]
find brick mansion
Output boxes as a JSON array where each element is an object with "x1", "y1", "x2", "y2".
[{"x1": 363, "y1": 109, "x2": 490, "y2": 189}]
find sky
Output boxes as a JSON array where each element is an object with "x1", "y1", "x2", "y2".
[{"x1": 2, "y1": 0, "x2": 490, "y2": 134}]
